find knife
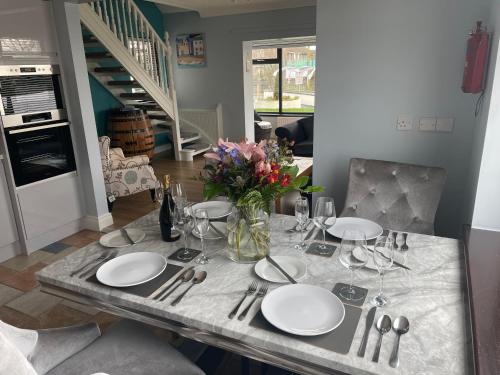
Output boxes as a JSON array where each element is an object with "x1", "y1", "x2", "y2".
[
  {"x1": 120, "y1": 228, "x2": 135, "y2": 245},
  {"x1": 366, "y1": 248, "x2": 411, "y2": 271},
  {"x1": 357, "y1": 306, "x2": 376, "y2": 357},
  {"x1": 153, "y1": 266, "x2": 195, "y2": 300},
  {"x1": 265, "y1": 255, "x2": 297, "y2": 284}
]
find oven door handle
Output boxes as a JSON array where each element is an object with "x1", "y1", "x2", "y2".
[{"x1": 8, "y1": 122, "x2": 70, "y2": 134}]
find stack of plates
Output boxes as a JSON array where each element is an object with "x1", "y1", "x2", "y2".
[
  {"x1": 327, "y1": 217, "x2": 383, "y2": 240},
  {"x1": 99, "y1": 228, "x2": 145, "y2": 248},
  {"x1": 190, "y1": 201, "x2": 233, "y2": 220}
]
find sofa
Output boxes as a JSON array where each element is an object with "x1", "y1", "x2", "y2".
[{"x1": 274, "y1": 116, "x2": 314, "y2": 157}]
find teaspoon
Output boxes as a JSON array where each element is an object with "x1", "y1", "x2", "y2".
[
  {"x1": 159, "y1": 269, "x2": 194, "y2": 301},
  {"x1": 372, "y1": 314, "x2": 392, "y2": 362},
  {"x1": 171, "y1": 271, "x2": 207, "y2": 306},
  {"x1": 389, "y1": 316, "x2": 410, "y2": 368}
]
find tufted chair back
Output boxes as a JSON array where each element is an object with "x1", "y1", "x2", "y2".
[{"x1": 340, "y1": 158, "x2": 446, "y2": 235}]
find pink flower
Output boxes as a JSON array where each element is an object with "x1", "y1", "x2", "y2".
[
  {"x1": 204, "y1": 152, "x2": 221, "y2": 161},
  {"x1": 235, "y1": 142, "x2": 256, "y2": 160},
  {"x1": 251, "y1": 141, "x2": 266, "y2": 162},
  {"x1": 255, "y1": 161, "x2": 271, "y2": 176}
]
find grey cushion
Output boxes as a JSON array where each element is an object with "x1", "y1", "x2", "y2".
[
  {"x1": 293, "y1": 141, "x2": 313, "y2": 157},
  {"x1": 47, "y1": 320, "x2": 205, "y2": 375},
  {"x1": 31, "y1": 322, "x2": 101, "y2": 375},
  {"x1": 340, "y1": 158, "x2": 446, "y2": 235},
  {"x1": 298, "y1": 116, "x2": 314, "y2": 140}
]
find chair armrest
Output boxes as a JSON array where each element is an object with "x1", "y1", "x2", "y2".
[
  {"x1": 275, "y1": 121, "x2": 305, "y2": 143},
  {"x1": 110, "y1": 155, "x2": 150, "y2": 170},
  {"x1": 30, "y1": 323, "x2": 101, "y2": 375},
  {"x1": 109, "y1": 147, "x2": 125, "y2": 159}
]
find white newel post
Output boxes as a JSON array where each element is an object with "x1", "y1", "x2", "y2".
[{"x1": 51, "y1": 1, "x2": 113, "y2": 231}]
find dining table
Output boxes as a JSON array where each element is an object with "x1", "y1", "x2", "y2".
[{"x1": 36, "y1": 211, "x2": 472, "y2": 375}]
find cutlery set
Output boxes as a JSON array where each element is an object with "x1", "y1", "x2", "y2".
[
  {"x1": 391, "y1": 231, "x2": 410, "y2": 252},
  {"x1": 69, "y1": 250, "x2": 118, "y2": 279},
  {"x1": 228, "y1": 281, "x2": 269, "y2": 320},
  {"x1": 358, "y1": 309, "x2": 410, "y2": 368},
  {"x1": 152, "y1": 267, "x2": 207, "y2": 306}
]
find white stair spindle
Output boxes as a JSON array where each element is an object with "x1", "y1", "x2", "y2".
[
  {"x1": 95, "y1": 0, "x2": 102, "y2": 18},
  {"x1": 115, "y1": 0, "x2": 124, "y2": 44},
  {"x1": 120, "y1": 0, "x2": 128, "y2": 47},
  {"x1": 101, "y1": 0, "x2": 109, "y2": 27},
  {"x1": 108, "y1": 0, "x2": 117, "y2": 34},
  {"x1": 127, "y1": 1, "x2": 135, "y2": 57},
  {"x1": 133, "y1": 8, "x2": 142, "y2": 66}
]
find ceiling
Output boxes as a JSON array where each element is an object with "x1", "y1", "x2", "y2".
[{"x1": 149, "y1": 0, "x2": 316, "y2": 18}]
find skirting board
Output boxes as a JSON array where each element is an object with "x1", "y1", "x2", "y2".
[
  {"x1": 24, "y1": 218, "x2": 83, "y2": 255},
  {"x1": 82, "y1": 213, "x2": 114, "y2": 232},
  {"x1": 0, "y1": 242, "x2": 22, "y2": 263}
]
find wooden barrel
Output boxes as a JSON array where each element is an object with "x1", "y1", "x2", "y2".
[{"x1": 107, "y1": 107, "x2": 155, "y2": 159}]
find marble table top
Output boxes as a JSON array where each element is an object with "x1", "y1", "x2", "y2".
[{"x1": 37, "y1": 212, "x2": 470, "y2": 375}]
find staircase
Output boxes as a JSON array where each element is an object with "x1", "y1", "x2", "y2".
[{"x1": 79, "y1": 0, "x2": 211, "y2": 160}]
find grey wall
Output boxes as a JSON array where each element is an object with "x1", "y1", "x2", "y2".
[
  {"x1": 468, "y1": 0, "x2": 500, "y2": 231},
  {"x1": 314, "y1": 0, "x2": 491, "y2": 238},
  {"x1": 164, "y1": 7, "x2": 316, "y2": 141}
]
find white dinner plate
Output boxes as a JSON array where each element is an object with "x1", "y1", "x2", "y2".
[
  {"x1": 254, "y1": 256, "x2": 307, "y2": 283},
  {"x1": 327, "y1": 217, "x2": 383, "y2": 240},
  {"x1": 353, "y1": 247, "x2": 403, "y2": 272},
  {"x1": 261, "y1": 284, "x2": 345, "y2": 336},
  {"x1": 99, "y1": 228, "x2": 146, "y2": 248},
  {"x1": 192, "y1": 221, "x2": 227, "y2": 240},
  {"x1": 96, "y1": 252, "x2": 167, "y2": 287},
  {"x1": 190, "y1": 201, "x2": 233, "y2": 220}
]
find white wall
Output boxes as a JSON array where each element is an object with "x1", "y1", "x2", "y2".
[
  {"x1": 314, "y1": 0, "x2": 491, "y2": 238},
  {"x1": 164, "y1": 7, "x2": 316, "y2": 141},
  {"x1": 468, "y1": 0, "x2": 500, "y2": 231}
]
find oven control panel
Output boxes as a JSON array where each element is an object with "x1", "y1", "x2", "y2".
[{"x1": 0, "y1": 65, "x2": 58, "y2": 76}]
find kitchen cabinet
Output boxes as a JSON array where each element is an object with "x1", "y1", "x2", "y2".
[{"x1": 0, "y1": 156, "x2": 19, "y2": 248}]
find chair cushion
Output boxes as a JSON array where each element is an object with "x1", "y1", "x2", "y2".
[
  {"x1": 340, "y1": 158, "x2": 447, "y2": 235},
  {"x1": 31, "y1": 323, "x2": 101, "y2": 375},
  {"x1": 0, "y1": 330, "x2": 37, "y2": 375},
  {"x1": 46, "y1": 320, "x2": 205, "y2": 375},
  {"x1": 298, "y1": 116, "x2": 314, "y2": 140},
  {"x1": 0, "y1": 320, "x2": 38, "y2": 357},
  {"x1": 293, "y1": 141, "x2": 313, "y2": 157}
]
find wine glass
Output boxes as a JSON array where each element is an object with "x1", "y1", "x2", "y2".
[
  {"x1": 313, "y1": 197, "x2": 336, "y2": 255},
  {"x1": 338, "y1": 230, "x2": 369, "y2": 301},
  {"x1": 154, "y1": 183, "x2": 164, "y2": 206},
  {"x1": 372, "y1": 236, "x2": 395, "y2": 307},
  {"x1": 294, "y1": 197, "x2": 309, "y2": 251},
  {"x1": 171, "y1": 182, "x2": 187, "y2": 210},
  {"x1": 194, "y1": 209, "x2": 210, "y2": 264},
  {"x1": 174, "y1": 206, "x2": 196, "y2": 261}
]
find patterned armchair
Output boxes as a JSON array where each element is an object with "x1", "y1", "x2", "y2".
[{"x1": 99, "y1": 136, "x2": 159, "y2": 210}]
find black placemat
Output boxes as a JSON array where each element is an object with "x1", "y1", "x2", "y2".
[
  {"x1": 249, "y1": 304, "x2": 362, "y2": 355},
  {"x1": 87, "y1": 263, "x2": 184, "y2": 298}
]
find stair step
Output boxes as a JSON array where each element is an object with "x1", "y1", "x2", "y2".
[
  {"x1": 120, "y1": 92, "x2": 151, "y2": 99},
  {"x1": 94, "y1": 66, "x2": 128, "y2": 74},
  {"x1": 107, "y1": 80, "x2": 141, "y2": 87},
  {"x1": 181, "y1": 132, "x2": 201, "y2": 144},
  {"x1": 85, "y1": 51, "x2": 114, "y2": 59},
  {"x1": 153, "y1": 125, "x2": 170, "y2": 135},
  {"x1": 147, "y1": 113, "x2": 167, "y2": 120},
  {"x1": 136, "y1": 104, "x2": 163, "y2": 111},
  {"x1": 155, "y1": 121, "x2": 171, "y2": 128},
  {"x1": 183, "y1": 142, "x2": 211, "y2": 154}
]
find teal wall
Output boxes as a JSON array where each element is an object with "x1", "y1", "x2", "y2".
[{"x1": 88, "y1": 0, "x2": 168, "y2": 143}]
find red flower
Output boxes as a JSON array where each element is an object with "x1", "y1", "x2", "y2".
[
  {"x1": 267, "y1": 175, "x2": 278, "y2": 184},
  {"x1": 280, "y1": 174, "x2": 291, "y2": 187}
]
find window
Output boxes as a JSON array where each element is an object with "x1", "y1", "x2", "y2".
[{"x1": 252, "y1": 45, "x2": 316, "y2": 115}]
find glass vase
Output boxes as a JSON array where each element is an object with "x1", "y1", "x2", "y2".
[{"x1": 226, "y1": 205, "x2": 270, "y2": 263}]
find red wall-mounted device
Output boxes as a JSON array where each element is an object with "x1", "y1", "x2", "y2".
[{"x1": 462, "y1": 21, "x2": 490, "y2": 94}]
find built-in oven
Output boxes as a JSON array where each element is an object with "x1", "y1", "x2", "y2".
[{"x1": 0, "y1": 64, "x2": 76, "y2": 186}]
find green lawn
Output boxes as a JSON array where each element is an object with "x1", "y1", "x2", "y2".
[{"x1": 255, "y1": 108, "x2": 315, "y2": 114}]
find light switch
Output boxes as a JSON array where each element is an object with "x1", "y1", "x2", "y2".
[
  {"x1": 419, "y1": 118, "x2": 436, "y2": 132},
  {"x1": 397, "y1": 115, "x2": 412, "y2": 131},
  {"x1": 436, "y1": 118, "x2": 454, "y2": 132}
]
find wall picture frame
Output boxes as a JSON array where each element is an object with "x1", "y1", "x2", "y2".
[{"x1": 175, "y1": 33, "x2": 206, "y2": 68}]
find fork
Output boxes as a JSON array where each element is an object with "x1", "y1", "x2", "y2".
[
  {"x1": 392, "y1": 231, "x2": 399, "y2": 250},
  {"x1": 401, "y1": 233, "x2": 409, "y2": 251},
  {"x1": 79, "y1": 250, "x2": 117, "y2": 279},
  {"x1": 228, "y1": 281, "x2": 257, "y2": 319},
  {"x1": 70, "y1": 253, "x2": 108, "y2": 277},
  {"x1": 237, "y1": 283, "x2": 269, "y2": 321}
]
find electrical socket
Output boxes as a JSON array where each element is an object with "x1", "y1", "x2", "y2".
[{"x1": 397, "y1": 115, "x2": 413, "y2": 131}]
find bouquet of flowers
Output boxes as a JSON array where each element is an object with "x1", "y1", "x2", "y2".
[
  {"x1": 202, "y1": 138, "x2": 322, "y2": 212},
  {"x1": 200, "y1": 138, "x2": 322, "y2": 263}
]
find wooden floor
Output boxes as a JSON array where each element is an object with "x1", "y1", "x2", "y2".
[{"x1": 0, "y1": 153, "x2": 205, "y2": 331}]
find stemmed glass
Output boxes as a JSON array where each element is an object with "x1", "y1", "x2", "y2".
[
  {"x1": 372, "y1": 236, "x2": 394, "y2": 307},
  {"x1": 294, "y1": 197, "x2": 309, "y2": 250},
  {"x1": 154, "y1": 183, "x2": 164, "y2": 206},
  {"x1": 313, "y1": 197, "x2": 336, "y2": 255},
  {"x1": 194, "y1": 209, "x2": 210, "y2": 264},
  {"x1": 171, "y1": 182, "x2": 187, "y2": 209},
  {"x1": 174, "y1": 206, "x2": 196, "y2": 261},
  {"x1": 338, "y1": 230, "x2": 369, "y2": 301}
]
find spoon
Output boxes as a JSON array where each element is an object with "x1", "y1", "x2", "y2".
[
  {"x1": 401, "y1": 233, "x2": 409, "y2": 251},
  {"x1": 389, "y1": 316, "x2": 410, "y2": 368},
  {"x1": 159, "y1": 269, "x2": 194, "y2": 301},
  {"x1": 372, "y1": 314, "x2": 392, "y2": 363},
  {"x1": 392, "y1": 232, "x2": 399, "y2": 250},
  {"x1": 171, "y1": 271, "x2": 207, "y2": 306}
]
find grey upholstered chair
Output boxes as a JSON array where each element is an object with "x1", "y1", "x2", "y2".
[
  {"x1": 340, "y1": 158, "x2": 446, "y2": 235},
  {"x1": 0, "y1": 319, "x2": 204, "y2": 375}
]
